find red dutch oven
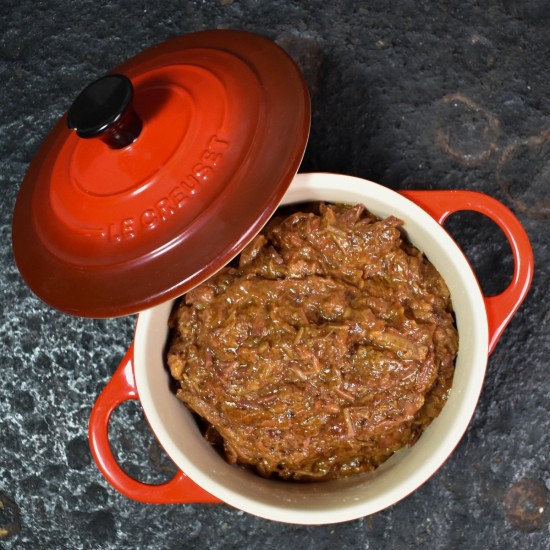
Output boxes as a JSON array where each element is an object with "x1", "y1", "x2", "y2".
[{"x1": 12, "y1": 30, "x2": 534, "y2": 524}]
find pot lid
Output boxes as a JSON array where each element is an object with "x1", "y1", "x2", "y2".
[{"x1": 12, "y1": 30, "x2": 311, "y2": 317}]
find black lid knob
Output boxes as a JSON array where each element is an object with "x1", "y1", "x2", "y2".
[{"x1": 67, "y1": 74, "x2": 142, "y2": 149}]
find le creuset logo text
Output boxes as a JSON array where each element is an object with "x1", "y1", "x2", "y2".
[{"x1": 105, "y1": 135, "x2": 228, "y2": 242}]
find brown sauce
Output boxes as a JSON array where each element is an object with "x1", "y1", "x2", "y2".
[{"x1": 167, "y1": 203, "x2": 458, "y2": 481}]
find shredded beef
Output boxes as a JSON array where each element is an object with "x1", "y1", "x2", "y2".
[{"x1": 166, "y1": 203, "x2": 458, "y2": 481}]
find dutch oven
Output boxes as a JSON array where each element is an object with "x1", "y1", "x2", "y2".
[{"x1": 12, "y1": 30, "x2": 534, "y2": 524}]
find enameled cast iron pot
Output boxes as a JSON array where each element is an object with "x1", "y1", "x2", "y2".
[
  {"x1": 89, "y1": 172, "x2": 533, "y2": 525},
  {"x1": 11, "y1": 29, "x2": 533, "y2": 525}
]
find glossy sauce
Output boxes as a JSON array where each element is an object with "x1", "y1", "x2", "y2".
[{"x1": 167, "y1": 203, "x2": 458, "y2": 481}]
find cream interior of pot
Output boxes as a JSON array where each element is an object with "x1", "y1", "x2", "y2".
[{"x1": 132, "y1": 173, "x2": 488, "y2": 525}]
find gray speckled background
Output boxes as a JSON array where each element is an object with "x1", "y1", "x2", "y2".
[{"x1": 1, "y1": 1, "x2": 549, "y2": 548}]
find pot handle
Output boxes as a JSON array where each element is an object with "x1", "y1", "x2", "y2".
[
  {"x1": 88, "y1": 344, "x2": 220, "y2": 504},
  {"x1": 399, "y1": 190, "x2": 534, "y2": 355}
]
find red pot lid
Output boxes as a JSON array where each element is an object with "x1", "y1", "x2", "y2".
[{"x1": 12, "y1": 30, "x2": 311, "y2": 317}]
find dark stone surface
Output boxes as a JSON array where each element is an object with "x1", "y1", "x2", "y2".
[{"x1": 1, "y1": 0, "x2": 549, "y2": 548}]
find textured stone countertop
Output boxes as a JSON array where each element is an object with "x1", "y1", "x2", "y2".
[{"x1": 1, "y1": 1, "x2": 549, "y2": 548}]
